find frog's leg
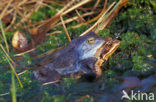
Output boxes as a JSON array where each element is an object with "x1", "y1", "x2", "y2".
[
  {"x1": 79, "y1": 57, "x2": 97, "y2": 75},
  {"x1": 79, "y1": 58, "x2": 104, "y2": 77},
  {"x1": 94, "y1": 59, "x2": 104, "y2": 76},
  {"x1": 33, "y1": 67, "x2": 61, "y2": 82}
]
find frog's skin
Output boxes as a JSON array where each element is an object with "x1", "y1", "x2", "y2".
[{"x1": 33, "y1": 32, "x2": 120, "y2": 82}]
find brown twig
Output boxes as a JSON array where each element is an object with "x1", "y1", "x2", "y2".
[
  {"x1": 25, "y1": 11, "x2": 95, "y2": 29},
  {"x1": 76, "y1": 95, "x2": 90, "y2": 102},
  {"x1": 50, "y1": 11, "x2": 95, "y2": 29},
  {"x1": 104, "y1": 0, "x2": 128, "y2": 27},
  {"x1": 75, "y1": 9, "x2": 86, "y2": 23},
  {"x1": 42, "y1": 80, "x2": 60, "y2": 86},
  {"x1": 80, "y1": 2, "x2": 116, "y2": 36},
  {"x1": 104, "y1": 0, "x2": 108, "y2": 9},
  {"x1": 72, "y1": 7, "x2": 106, "y2": 29},
  {"x1": 46, "y1": 31, "x2": 62, "y2": 36},
  {"x1": 60, "y1": 16, "x2": 71, "y2": 42},
  {"x1": 18, "y1": 70, "x2": 27, "y2": 76},
  {"x1": 14, "y1": 48, "x2": 36, "y2": 57},
  {"x1": 95, "y1": 0, "x2": 128, "y2": 33},
  {"x1": 93, "y1": 0, "x2": 101, "y2": 9},
  {"x1": 62, "y1": 0, "x2": 92, "y2": 16},
  {"x1": 0, "y1": 0, "x2": 13, "y2": 20}
]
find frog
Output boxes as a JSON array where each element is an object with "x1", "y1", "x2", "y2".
[{"x1": 33, "y1": 32, "x2": 120, "y2": 82}]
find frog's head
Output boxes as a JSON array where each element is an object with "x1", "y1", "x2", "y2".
[
  {"x1": 76, "y1": 32, "x2": 105, "y2": 60},
  {"x1": 76, "y1": 32, "x2": 120, "y2": 77},
  {"x1": 76, "y1": 32, "x2": 120, "y2": 61}
]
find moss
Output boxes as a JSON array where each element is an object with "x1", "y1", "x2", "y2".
[
  {"x1": 120, "y1": 32, "x2": 139, "y2": 50},
  {"x1": 62, "y1": 78, "x2": 77, "y2": 90},
  {"x1": 132, "y1": 55, "x2": 154, "y2": 74},
  {"x1": 31, "y1": 4, "x2": 59, "y2": 22},
  {"x1": 100, "y1": 78, "x2": 120, "y2": 91},
  {"x1": 31, "y1": 11, "x2": 46, "y2": 22},
  {"x1": 51, "y1": 95, "x2": 67, "y2": 102},
  {"x1": 98, "y1": 29, "x2": 111, "y2": 38}
]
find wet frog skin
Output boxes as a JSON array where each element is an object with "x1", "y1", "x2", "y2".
[{"x1": 34, "y1": 32, "x2": 120, "y2": 82}]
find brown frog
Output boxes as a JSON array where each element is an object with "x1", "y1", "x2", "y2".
[{"x1": 33, "y1": 32, "x2": 120, "y2": 82}]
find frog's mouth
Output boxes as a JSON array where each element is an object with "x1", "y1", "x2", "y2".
[
  {"x1": 100, "y1": 39, "x2": 120, "y2": 60},
  {"x1": 94, "y1": 37, "x2": 120, "y2": 60}
]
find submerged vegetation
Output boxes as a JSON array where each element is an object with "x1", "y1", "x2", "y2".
[{"x1": 0, "y1": 0, "x2": 156, "y2": 102}]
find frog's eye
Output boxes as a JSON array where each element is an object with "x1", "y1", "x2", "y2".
[{"x1": 88, "y1": 37, "x2": 95, "y2": 44}]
